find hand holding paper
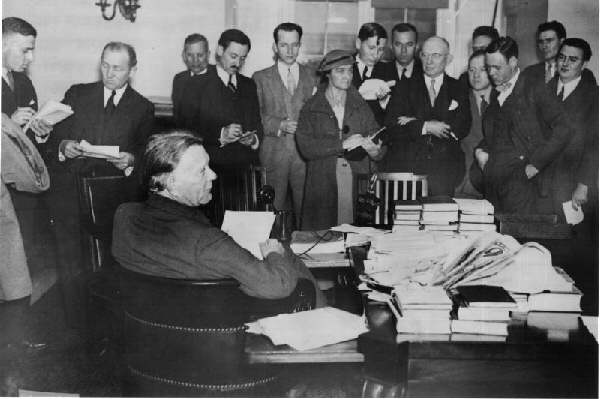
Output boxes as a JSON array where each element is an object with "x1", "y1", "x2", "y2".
[
  {"x1": 23, "y1": 100, "x2": 73, "y2": 133},
  {"x1": 79, "y1": 140, "x2": 120, "y2": 159},
  {"x1": 358, "y1": 79, "x2": 395, "y2": 101}
]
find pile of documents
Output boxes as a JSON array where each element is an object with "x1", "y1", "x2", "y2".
[
  {"x1": 419, "y1": 196, "x2": 459, "y2": 232},
  {"x1": 454, "y1": 198, "x2": 496, "y2": 232},
  {"x1": 245, "y1": 307, "x2": 368, "y2": 350},
  {"x1": 388, "y1": 284, "x2": 452, "y2": 335},
  {"x1": 449, "y1": 285, "x2": 516, "y2": 337},
  {"x1": 392, "y1": 200, "x2": 422, "y2": 232}
]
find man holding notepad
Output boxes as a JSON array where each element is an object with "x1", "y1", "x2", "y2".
[{"x1": 47, "y1": 41, "x2": 154, "y2": 329}]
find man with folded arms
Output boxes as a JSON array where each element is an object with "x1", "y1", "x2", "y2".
[
  {"x1": 112, "y1": 131, "x2": 325, "y2": 308},
  {"x1": 47, "y1": 42, "x2": 154, "y2": 329},
  {"x1": 382, "y1": 36, "x2": 471, "y2": 196}
]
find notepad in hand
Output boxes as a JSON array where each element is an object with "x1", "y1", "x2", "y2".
[{"x1": 23, "y1": 100, "x2": 74, "y2": 132}]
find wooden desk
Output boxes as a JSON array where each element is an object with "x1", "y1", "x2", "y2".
[{"x1": 245, "y1": 246, "x2": 599, "y2": 397}]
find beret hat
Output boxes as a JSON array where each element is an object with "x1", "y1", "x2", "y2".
[{"x1": 318, "y1": 49, "x2": 355, "y2": 72}]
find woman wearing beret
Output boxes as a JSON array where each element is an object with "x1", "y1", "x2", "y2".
[{"x1": 296, "y1": 50, "x2": 386, "y2": 230}]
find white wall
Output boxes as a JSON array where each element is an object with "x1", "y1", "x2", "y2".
[
  {"x1": 3, "y1": 0, "x2": 226, "y2": 104},
  {"x1": 548, "y1": 0, "x2": 598, "y2": 78}
]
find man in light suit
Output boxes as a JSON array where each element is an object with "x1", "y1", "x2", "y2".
[
  {"x1": 382, "y1": 36, "x2": 471, "y2": 196},
  {"x1": 47, "y1": 42, "x2": 154, "y2": 329},
  {"x1": 252, "y1": 23, "x2": 317, "y2": 224}
]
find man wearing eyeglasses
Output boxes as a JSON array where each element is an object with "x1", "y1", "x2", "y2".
[
  {"x1": 381, "y1": 36, "x2": 471, "y2": 197},
  {"x1": 473, "y1": 37, "x2": 572, "y2": 215},
  {"x1": 544, "y1": 38, "x2": 598, "y2": 218}
]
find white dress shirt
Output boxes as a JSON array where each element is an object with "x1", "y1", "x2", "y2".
[
  {"x1": 103, "y1": 84, "x2": 127, "y2": 107},
  {"x1": 355, "y1": 55, "x2": 373, "y2": 80},
  {"x1": 496, "y1": 68, "x2": 520, "y2": 107},
  {"x1": 396, "y1": 60, "x2": 415, "y2": 79},
  {"x1": 557, "y1": 75, "x2": 582, "y2": 101},
  {"x1": 277, "y1": 60, "x2": 299, "y2": 92}
]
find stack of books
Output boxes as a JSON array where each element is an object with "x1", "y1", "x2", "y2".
[
  {"x1": 419, "y1": 196, "x2": 458, "y2": 232},
  {"x1": 450, "y1": 285, "x2": 516, "y2": 338},
  {"x1": 454, "y1": 198, "x2": 496, "y2": 232},
  {"x1": 388, "y1": 285, "x2": 452, "y2": 335},
  {"x1": 392, "y1": 200, "x2": 422, "y2": 232}
]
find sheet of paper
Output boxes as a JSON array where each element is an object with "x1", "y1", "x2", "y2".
[
  {"x1": 580, "y1": 316, "x2": 598, "y2": 342},
  {"x1": 246, "y1": 307, "x2": 368, "y2": 351},
  {"x1": 562, "y1": 200, "x2": 584, "y2": 225},
  {"x1": 79, "y1": 140, "x2": 119, "y2": 159},
  {"x1": 221, "y1": 211, "x2": 276, "y2": 259},
  {"x1": 23, "y1": 100, "x2": 74, "y2": 132}
]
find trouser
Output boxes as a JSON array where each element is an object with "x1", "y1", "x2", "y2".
[{"x1": 46, "y1": 171, "x2": 88, "y2": 330}]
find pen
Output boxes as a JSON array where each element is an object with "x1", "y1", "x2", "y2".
[{"x1": 449, "y1": 132, "x2": 458, "y2": 141}]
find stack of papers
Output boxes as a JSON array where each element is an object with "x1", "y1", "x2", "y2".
[
  {"x1": 221, "y1": 211, "x2": 276, "y2": 259},
  {"x1": 290, "y1": 230, "x2": 345, "y2": 255},
  {"x1": 79, "y1": 140, "x2": 119, "y2": 159},
  {"x1": 246, "y1": 307, "x2": 368, "y2": 350},
  {"x1": 454, "y1": 198, "x2": 496, "y2": 232}
]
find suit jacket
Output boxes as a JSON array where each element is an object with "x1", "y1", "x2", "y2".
[
  {"x1": 546, "y1": 72, "x2": 598, "y2": 204},
  {"x1": 50, "y1": 81, "x2": 155, "y2": 175},
  {"x1": 457, "y1": 90, "x2": 486, "y2": 196},
  {"x1": 2, "y1": 72, "x2": 38, "y2": 116},
  {"x1": 381, "y1": 72, "x2": 471, "y2": 191},
  {"x1": 477, "y1": 73, "x2": 574, "y2": 212},
  {"x1": 351, "y1": 61, "x2": 388, "y2": 125},
  {"x1": 377, "y1": 59, "x2": 423, "y2": 85},
  {"x1": 171, "y1": 65, "x2": 216, "y2": 126},
  {"x1": 252, "y1": 63, "x2": 317, "y2": 152},
  {"x1": 178, "y1": 67, "x2": 263, "y2": 166}
]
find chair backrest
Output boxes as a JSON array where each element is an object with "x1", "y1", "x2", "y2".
[
  {"x1": 118, "y1": 266, "x2": 315, "y2": 396},
  {"x1": 374, "y1": 173, "x2": 428, "y2": 225},
  {"x1": 203, "y1": 165, "x2": 268, "y2": 227},
  {"x1": 78, "y1": 175, "x2": 138, "y2": 271}
]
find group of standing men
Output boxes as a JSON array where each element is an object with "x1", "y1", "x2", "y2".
[{"x1": 1, "y1": 15, "x2": 597, "y2": 333}]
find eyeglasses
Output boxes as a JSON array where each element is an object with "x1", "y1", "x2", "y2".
[
  {"x1": 420, "y1": 52, "x2": 446, "y2": 61},
  {"x1": 557, "y1": 54, "x2": 582, "y2": 63}
]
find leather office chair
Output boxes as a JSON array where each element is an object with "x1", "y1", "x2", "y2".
[
  {"x1": 203, "y1": 165, "x2": 268, "y2": 227},
  {"x1": 118, "y1": 266, "x2": 316, "y2": 397},
  {"x1": 374, "y1": 173, "x2": 428, "y2": 225}
]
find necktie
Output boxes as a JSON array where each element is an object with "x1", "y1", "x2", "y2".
[
  {"x1": 5, "y1": 71, "x2": 14, "y2": 91},
  {"x1": 480, "y1": 95, "x2": 488, "y2": 115},
  {"x1": 287, "y1": 67, "x2": 296, "y2": 95},
  {"x1": 399, "y1": 67, "x2": 406, "y2": 81},
  {"x1": 362, "y1": 66, "x2": 369, "y2": 81},
  {"x1": 227, "y1": 74, "x2": 236, "y2": 93},
  {"x1": 428, "y1": 78, "x2": 437, "y2": 107},
  {"x1": 545, "y1": 63, "x2": 554, "y2": 83},
  {"x1": 556, "y1": 85, "x2": 564, "y2": 101},
  {"x1": 105, "y1": 90, "x2": 116, "y2": 116}
]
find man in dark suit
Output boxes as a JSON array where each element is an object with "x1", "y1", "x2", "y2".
[
  {"x1": 521, "y1": 20, "x2": 566, "y2": 89},
  {"x1": 545, "y1": 38, "x2": 598, "y2": 217},
  {"x1": 381, "y1": 36, "x2": 471, "y2": 196},
  {"x1": 474, "y1": 37, "x2": 572, "y2": 214},
  {"x1": 458, "y1": 26, "x2": 500, "y2": 88},
  {"x1": 456, "y1": 50, "x2": 491, "y2": 198},
  {"x1": 351, "y1": 22, "x2": 388, "y2": 124},
  {"x1": 171, "y1": 33, "x2": 215, "y2": 126},
  {"x1": 178, "y1": 29, "x2": 262, "y2": 167},
  {"x1": 378, "y1": 23, "x2": 422, "y2": 85},
  {"x1": 47, "y1": 42, "x2": 154, "y2": 329},
  {"x1": 252, "y1": 23, "x2": 317, "y2": 222}
]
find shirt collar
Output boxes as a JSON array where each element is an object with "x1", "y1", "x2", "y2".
[
  {"x1": 473, "y1": 86, "x2": 492, "y2": 102},
  {"x1": 396, "y1": 60, "x2": 414, "y2": 77},
  {"x1": 355, "y1": 55, "x2": 372, "y2": 77},
  {"x1": 558, "y1": 75, "x2": 582, "y2": 100},
  {"x1": 190, "y1": 68, "x2": 208, "y2": 77},
  {"x1": 277, "y1": 60, "x2": 299, "y2": 76},
  {"x1": 423, "y1": 73, "x2": 444, "y2": 92},
  {"x1": 216, "y1": 64, "x2": 236, "y2": 87},
  {"x1": 103, "y1": 84, "x2": 128, "y2": 107},
  {"x1": 148, "y1": 193, "x2": 209, "y2": 223},
  {"x1": 2, "y1": 67, "x2": 10, "y2": 82}
]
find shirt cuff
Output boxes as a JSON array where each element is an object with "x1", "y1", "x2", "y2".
[
  {"x1": 421, "y1": 122, "x2": 428, "y2": 136},
  {"x1": 35, "y1": 134, "x2": 49, "y2": 144},
  {"x1": 250, "y1": 134, "x2": 259, "y2": 150},
  {"x1": 124, "y1": 166, "x2": 134, "y2": 177},
  {"x1": 219, "y1": 127, "x2": 227, "y2": 147}
]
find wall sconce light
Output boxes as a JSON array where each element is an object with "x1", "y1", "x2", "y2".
[{"x1": 95, "y1": 0, "x2": 141, "y2": 22}]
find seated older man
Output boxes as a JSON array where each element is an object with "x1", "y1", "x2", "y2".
[{"x1": 112, "y1": 131, "x2": 325, "y2": 306}]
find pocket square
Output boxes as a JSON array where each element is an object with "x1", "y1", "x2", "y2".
[{"x1": 448, "y1": 100, "x2": 459, "y2": 110}]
